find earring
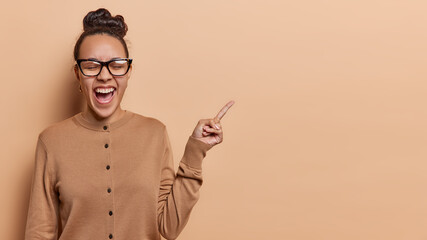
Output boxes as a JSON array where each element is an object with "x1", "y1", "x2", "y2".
[{"x1": 79, "y1": 85, "x2": 82, "y2": 93}]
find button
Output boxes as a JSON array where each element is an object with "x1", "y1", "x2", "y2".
[
  {"x1": 105, "y1": 143, "x2": 109, "y2": 148},
  {"x1": 107, "y1": 188, "x2": 111, "y2": 193},
  {"x1": 109, "y1": 233, "x2": 113, "y2": 239},
  {"x1": 103, "y1": 125, "x2": 108, "y2": 130},
  {"x1": 106, "y1": 165, "x2": 110, "y2": 170},
  {"x1": 109, "y1": 210, "x2": 113, "y2": 216}
]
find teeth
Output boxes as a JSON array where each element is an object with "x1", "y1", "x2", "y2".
[{"x1": 95, "y1": 87, "x2": 115, "y2": 93}]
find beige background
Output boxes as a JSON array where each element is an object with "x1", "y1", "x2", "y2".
[{"x1": 1, "y1": 0, "x2": 427, "y2": 239}]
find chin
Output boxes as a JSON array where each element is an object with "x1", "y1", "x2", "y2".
[{"x1": 88, "y1": 98, "x2": 119, "y2": 120}]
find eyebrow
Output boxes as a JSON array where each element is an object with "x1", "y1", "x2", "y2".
[{"x1": 87, "y1": 57, "x2": 124, "y2": 61}]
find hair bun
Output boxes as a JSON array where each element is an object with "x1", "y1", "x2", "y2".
[{"x1": 83, "y1": 8, "x2": 127, "y2": 38}]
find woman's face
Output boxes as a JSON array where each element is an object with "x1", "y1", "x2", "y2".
[{"x1": 74, "y1": 34, "x2": 131, "y2": 120}]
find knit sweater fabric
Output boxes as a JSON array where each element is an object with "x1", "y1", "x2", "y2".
[{"x1": 24, "y1": 110, "x2": 213, "y2": 240}]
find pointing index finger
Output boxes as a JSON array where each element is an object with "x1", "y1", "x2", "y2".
[{"x1": 215, "y1": 100, "x2": 235, "y2": 121}]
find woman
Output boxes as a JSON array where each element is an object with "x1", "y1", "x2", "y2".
[{"x1": 24, "y1": 8, "x2": 234, "y2": 240}]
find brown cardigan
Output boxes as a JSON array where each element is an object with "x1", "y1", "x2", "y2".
[{"x1": 24, "y1": 110, "x2": 212, "y2": 240}]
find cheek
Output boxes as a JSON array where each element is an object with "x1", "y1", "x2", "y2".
[
  {"x1": 117, "y1": 78, "x2": 129, "y2": 93},
  {"x1": 81, "y1": 79, "x2": 95, "y2": 96}
]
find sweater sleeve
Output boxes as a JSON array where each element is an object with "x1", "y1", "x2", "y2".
[
  {"x1": 24, "y1": 135, "x2": 60, "y2": 240},
  {"x1": 157, "y1": 125, "x2": 213, "y2": 240}
]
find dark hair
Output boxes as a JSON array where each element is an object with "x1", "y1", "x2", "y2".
[{"x1": 73, "y1": 8, "x2": 129, "y2": 61}]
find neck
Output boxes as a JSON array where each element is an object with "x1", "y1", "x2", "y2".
[{"x1": 82, "y1": 105, "x2": 125, "y2": 124}]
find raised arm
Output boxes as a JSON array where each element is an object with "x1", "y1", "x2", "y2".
[
  {"x1": 157, "y1": 100, "x2": 234, "y2": 239},
  {"x1": 157, "y1": 125, "x2": 212, "y2": 239}
]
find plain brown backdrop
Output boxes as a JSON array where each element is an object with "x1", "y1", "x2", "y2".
[{"x1": 1, "y1": 0, "x2": 427, "y2": 239}]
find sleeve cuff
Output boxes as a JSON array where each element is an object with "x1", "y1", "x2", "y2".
[{"x1": 181, "y1": 136, "x2": 213, "y2": 169}]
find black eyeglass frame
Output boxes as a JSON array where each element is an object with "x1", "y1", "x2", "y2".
[{"x1": 76, "y1": 58, "x2": 133, "y2": 77}]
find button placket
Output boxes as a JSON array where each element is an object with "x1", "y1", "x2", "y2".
[{"x1": 103, "y1": 125, "x2": 115, "y2": 239}]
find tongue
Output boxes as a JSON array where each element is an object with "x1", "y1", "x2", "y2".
[{"x1": 96, "y1": 92, "x2": 113, "y2": 101}]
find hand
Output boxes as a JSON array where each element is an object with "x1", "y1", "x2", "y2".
[{"x1": 191, "y1": 100, "x2": 235, "y2": 147}]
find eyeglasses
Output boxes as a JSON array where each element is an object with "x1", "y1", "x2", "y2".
[{"x1": 76, "y1": 58, "x2": 133, "y2": 77}]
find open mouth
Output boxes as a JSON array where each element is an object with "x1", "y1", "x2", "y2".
[{"x1": 93, "y1": 87, "x2": 116, "y2": 104}]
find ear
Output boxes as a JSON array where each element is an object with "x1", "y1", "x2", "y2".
[
  {"x1": 73, "y1": 64, "x2": 80, "y2": 81},
  {"x1": 127, "y1": 64, "x2": 133, "y2": 77}
]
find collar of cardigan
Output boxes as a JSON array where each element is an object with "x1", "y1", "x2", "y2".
[{"x1": 73, "y1": 110, "x2": 134, "y2": 131}]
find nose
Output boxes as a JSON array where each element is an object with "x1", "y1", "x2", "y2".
[{"x1": 97, "y1": 65, "x2": 113, "y2": 82}]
